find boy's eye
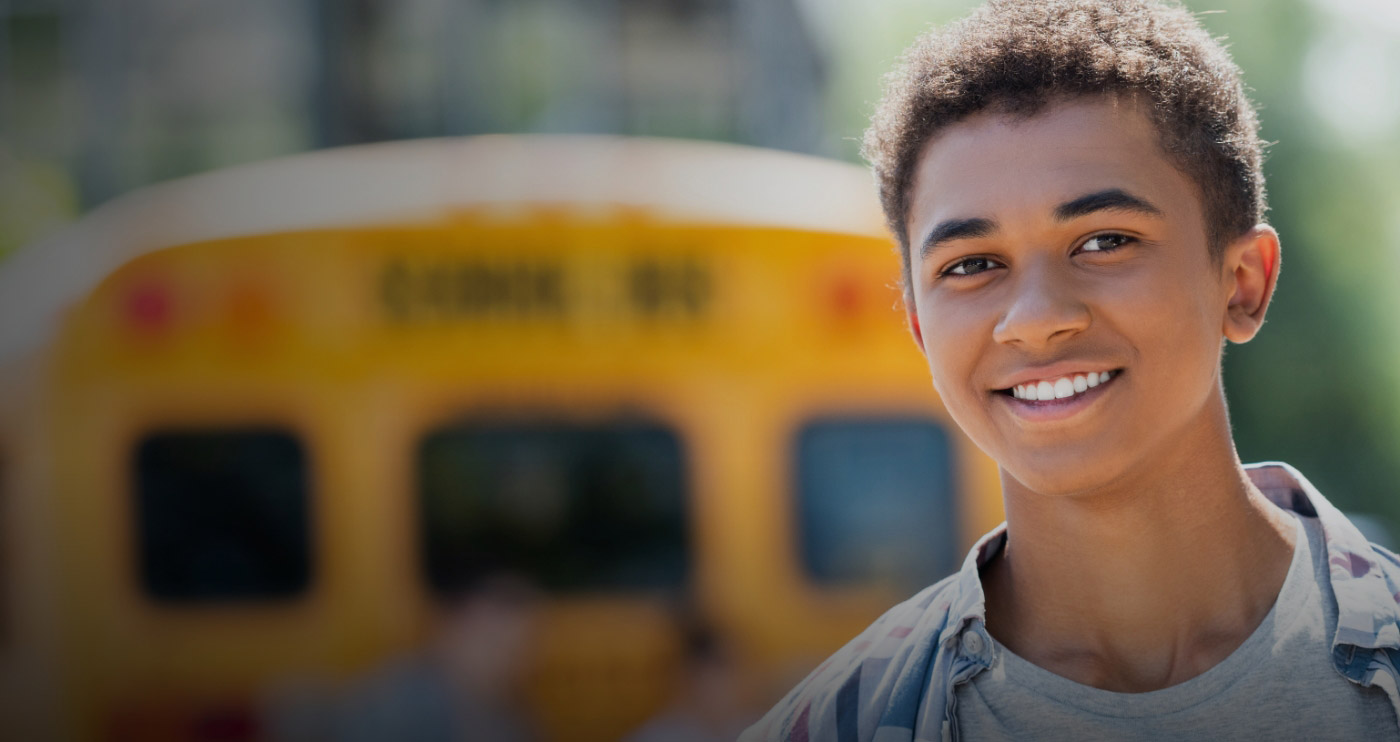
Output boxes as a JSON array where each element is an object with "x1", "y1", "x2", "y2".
[
  {"x1": 942, "y1": 256, "x2": 1004, "y2": 277},
  {"x1": 1079, "y1": 233, "x2": 1133, "y2": 252}
]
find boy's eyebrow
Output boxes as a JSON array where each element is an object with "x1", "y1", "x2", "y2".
[
  {"x1": 918, "y1": 188, "x2": 1164, "y2": 261},
  {"x1": 1054, "y1": 188, "x2": 1163, "y2": 221},
  {"x1": 919, "y1": 217, "x2": 997, "y2": 260}
]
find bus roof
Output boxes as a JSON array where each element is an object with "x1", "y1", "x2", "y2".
[{"x1": 0, "y1": 136, "x2": 888, "y2": 364}]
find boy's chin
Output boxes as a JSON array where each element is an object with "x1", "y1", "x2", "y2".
[{"x1": 997, "y1": 453, "x2": 1135, "y2": 500}]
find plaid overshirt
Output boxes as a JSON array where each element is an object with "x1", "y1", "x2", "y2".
[{"x1": 740, "y1": 462, "x2": 1400, "y2": 742}]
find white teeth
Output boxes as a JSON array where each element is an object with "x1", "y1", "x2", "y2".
[{"x1": 1011, "y1": 370, "x2": 1117, "y2": 402}]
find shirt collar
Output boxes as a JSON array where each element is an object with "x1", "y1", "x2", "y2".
[
  {"x1": 937, "y1": 522, "x2": 1004, "y2": 649},
  {"x1": 936, "y1": 462, "x2": 1400, "y2": 653},
  {"x1": 1246, "y1": 461, "x2": 1400, "y2": 651}
]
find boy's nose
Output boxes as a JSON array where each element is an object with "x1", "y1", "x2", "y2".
[{"x1": 991, "y1": 264, "x2": 1091, "y2": 348}]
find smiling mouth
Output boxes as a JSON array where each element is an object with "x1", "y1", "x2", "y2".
[{"x1": 996, "y1": 369, "x2": 1122, "y2": 402}]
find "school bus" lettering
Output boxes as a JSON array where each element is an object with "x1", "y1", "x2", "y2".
[{"x1": 378, "y1": 257, "x2": 711, "y2": 322}]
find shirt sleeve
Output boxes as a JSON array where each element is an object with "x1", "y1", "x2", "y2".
[{"x1": 739, "y1": 582, "x2": 955, "y2": 742}]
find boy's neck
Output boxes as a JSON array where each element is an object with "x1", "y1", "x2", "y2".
[{"x1": 980, "y1": 392, "x2": 1297, "y2": 693}]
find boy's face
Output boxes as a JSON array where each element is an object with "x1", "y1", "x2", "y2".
[{"x1": 904, "y1": 96, "x2": 1268, "y2": 496}]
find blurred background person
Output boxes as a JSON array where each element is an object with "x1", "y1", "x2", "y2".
[
  {"x1": 334, "y1": 572, "x2": 541, "y2": 742},
  {"x1": 624, "y1": 613, "x2": 752, "y2": 742}
]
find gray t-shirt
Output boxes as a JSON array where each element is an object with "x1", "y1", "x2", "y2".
[{"x1": 954, "y1": 515, "x2": 1399, "y2": 740}]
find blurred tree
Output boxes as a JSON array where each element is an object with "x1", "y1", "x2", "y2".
[{"x1": 1197, "y1": 0, "x2": 1400, "y2": 533}]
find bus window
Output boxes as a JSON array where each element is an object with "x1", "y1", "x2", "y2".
[
  {"x1": 795, "y1": 418, "x2": 958, "y2": 591},
  {"x1": 134, "y1": 430, "x2": 311, "y2": 602},
  {"x1": 418, "y1": 422, "x2": 688, "y2": 594}
]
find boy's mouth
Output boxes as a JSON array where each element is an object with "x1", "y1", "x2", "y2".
[{"x1": 995, "y1": 369, "x2": 1122, "y2": 402}]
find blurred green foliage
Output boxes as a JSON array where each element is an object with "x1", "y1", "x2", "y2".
[{"x1": 1204, "y1": 0, "x2": 1400, "y2": 532}]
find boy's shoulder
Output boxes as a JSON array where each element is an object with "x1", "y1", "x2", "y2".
[
  {"x1": 740, "y1": 545, "x2": 996, "y2": 742},
  {"x1": 743, "y1": 464, "x2": 1400, "y2": 742},
  {"x1": 1247, "y1": 462, "x2": 1400, "y2": 649}
]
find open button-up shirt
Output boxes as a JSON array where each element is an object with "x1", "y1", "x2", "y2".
[{"x1": 739, "y1": 462, "x2": 1400, "y2": 742}]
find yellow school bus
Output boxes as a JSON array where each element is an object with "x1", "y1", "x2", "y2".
[{"x1": 0, "y1": 136, "x2": 1003, "y2": 741}]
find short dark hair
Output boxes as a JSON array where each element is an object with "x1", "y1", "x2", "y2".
[{"x1": 862, "y1": 0, "x2": 1267, "y2": 297}]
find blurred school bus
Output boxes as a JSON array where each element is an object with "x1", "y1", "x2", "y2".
[{"x1": 0, "y1": 136, "x2": 1003, "y2": 741}]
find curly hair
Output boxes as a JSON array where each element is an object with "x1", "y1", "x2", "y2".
[{"x1": 862, "y1": 0, "x2": 1267, "y2": 297}]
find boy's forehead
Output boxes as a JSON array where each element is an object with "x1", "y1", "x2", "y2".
[{"x1": 906, "y1": 96, "x2": 1200, "y2": 243}]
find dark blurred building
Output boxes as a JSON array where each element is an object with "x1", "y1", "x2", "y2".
[{"x1": 1, "y1": 0, "x2": 828, "y2": 213}]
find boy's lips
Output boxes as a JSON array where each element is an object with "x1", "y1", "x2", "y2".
[
  {"x1": 986, "y1": 361, "x2": 1125, "y2": 424},
  {"x1": 992, "y1": 367, "x2": 1123, "y2": 423}
]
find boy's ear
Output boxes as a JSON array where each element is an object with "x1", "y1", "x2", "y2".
[
  {"x1": 907, "y1": 304, "x2": 926, "y2": 353},
  {"x1": 1222, "y1": 224, "x2": 1281, "y2": 344}
]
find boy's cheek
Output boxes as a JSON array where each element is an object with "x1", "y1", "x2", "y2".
[{"x1": 923, "y1": 356, "x2": 1001, "y2": 457}]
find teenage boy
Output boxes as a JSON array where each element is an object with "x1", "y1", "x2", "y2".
[{"x1": 742, "y1": 1, "x2": 1400, "y2": 740}]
